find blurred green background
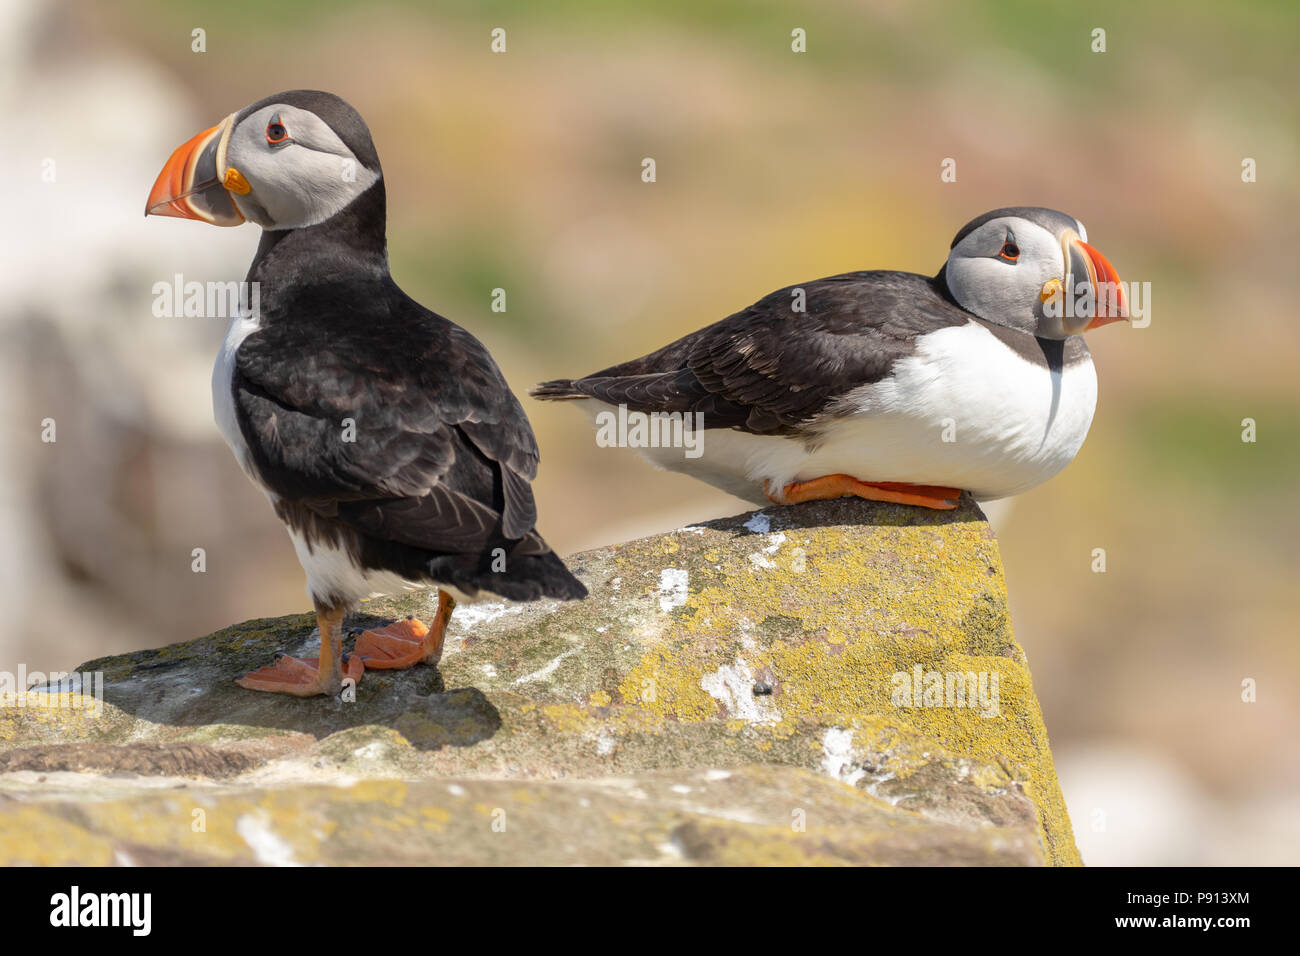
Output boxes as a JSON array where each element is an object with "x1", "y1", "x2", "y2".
[{"x1": 2, "y1": 0, "x2": 1296, "y2": 864}]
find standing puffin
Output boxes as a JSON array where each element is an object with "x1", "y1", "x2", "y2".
[
  {"x1": 146, "y1": 90, "x2": 586, "y2": 697},
  {"x1": 533, "y1": 207, "x2": 1127, "y2": 509}
]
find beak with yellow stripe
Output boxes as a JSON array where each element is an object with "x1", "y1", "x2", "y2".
[
  {"x1": 1051, "y1": 229, "x2": 1128, "y2": 334},
  {"x1": 144, "y1": 112, "x2": 247, "y2": 226}
]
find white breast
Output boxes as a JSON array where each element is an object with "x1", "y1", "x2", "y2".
[
  {"x1": 584, "y1": 321, "x2": 1098, "y2": 503},
  {"x1": 810, "y1": 322, "x2": 1098, "y2": 499},
  {"x1": 286, "y1": 529, "x2": 426, "y2": 606},
  {"x1": 212, "y1": 310, "x2": 261, "y2": 475}
]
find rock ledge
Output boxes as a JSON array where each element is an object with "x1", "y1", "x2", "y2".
[{"x1": 0, "y1": 497, "x2": 1080, "y2": 866}]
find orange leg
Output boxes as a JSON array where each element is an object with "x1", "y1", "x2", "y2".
[
  {"x1": 764, "y1": 474, "x2": 961, "y2": 510},
  {"x1": 237, "y1": 601, "x2": 363, "y2": 696},
  {"x1": 354, "y1": 590, "x2": 456, "y2": 670}
]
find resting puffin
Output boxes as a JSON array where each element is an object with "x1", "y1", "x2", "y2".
[
  {"x1": 533, "y1": 207, "x2": 1127, "y2": 509},
  {"x1": 146, "y1": 90, "x2": 586, "y2": 696}
]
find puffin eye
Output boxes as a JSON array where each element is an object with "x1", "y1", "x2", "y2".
[
  {"x1": 266, "y1": 120, "x2": 290, "y2": 145},
  {"x1": 998, "y1": 241, "x2": 1020, "y2": 262}
]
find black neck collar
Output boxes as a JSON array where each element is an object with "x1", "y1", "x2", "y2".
[{"x1": 247, "y1": 178, "x2": 389, "y2": 286}]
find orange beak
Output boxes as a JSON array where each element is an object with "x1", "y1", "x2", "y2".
[
  {"x1": 145, "y1": 116, "x2": 244, "y2": 226},
  {"x1": 1061, "y1": 232, "x2": 1127, "y2": 333},
  {"x1": 1078, "y1": 239, "x2": 1127, "y2": 330}
]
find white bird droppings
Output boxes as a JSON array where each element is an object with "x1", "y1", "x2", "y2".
[
  {"x1": 701, "y1": 659, "x2": 781, "y2": 725},
  {"x1": 821, "y1": 728, "x2": 867, "y2": 787},
  {"x1": 748, "y1": 532, "x2": 786, "y2": 570},
  {"x1": 657, "y1": 568, "x2": 689, "y2": 612},
  {"x1": 454, "y1": 602, "x2": 522, "y2": 630},
  {"x1": 512, "y1": 645, "x2": 582, "y2": 685},
  {"x1": 236, "y1": 812, "x2": 301, "y2": 866}
]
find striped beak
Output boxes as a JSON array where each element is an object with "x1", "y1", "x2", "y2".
[
  {"x1": 1061, "y1": 230, "x2": 1127, "y2": 333},
  {"x1": 145, "y1": 113, "x2": 245, "y2": 226}
]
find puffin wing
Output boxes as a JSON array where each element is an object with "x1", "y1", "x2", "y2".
[
  {"x1": 233, "y1": 296, "x2": 542, "y2": 552},
  {"x1": 533, "y1": 271, "x2": 970, "y2": 435}
]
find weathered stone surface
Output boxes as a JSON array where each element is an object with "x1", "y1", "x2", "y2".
[{"x1": 0, "y1": 496, "x2": 1080, "y2": 866}]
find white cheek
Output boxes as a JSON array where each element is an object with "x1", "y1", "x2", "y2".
[
  {"x1": 1030, "y1": 247, "x2": 1064, "y2": 290},
  {"x1": 949, "y1": 258, "x2": 1021, "y2": 315},
  {"x1": 229, "y1": 191, "x2": 272, "y2": 228},
  {"x1": 240, "y1": 147, "x2": 379, "y2": 228}
]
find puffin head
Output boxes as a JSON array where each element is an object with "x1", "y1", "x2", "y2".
[
  {"x1": 941, "y1": 206, "x2": 1126, "y2": 338},
  {"x1": 145, "y1": 90, "x2": 381, "y2": 231}
]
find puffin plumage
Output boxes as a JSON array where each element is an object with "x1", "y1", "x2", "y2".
[
  {"x1": 148, "y1": 90, "x2": 585, "y2": 697},
  {"x1": 534, "y1": 206, "x2": 1127, "y2": 509}
]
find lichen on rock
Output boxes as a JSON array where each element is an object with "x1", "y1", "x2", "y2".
[{"x1": 0, "y1": 496, "x2": 1080, "y2": 866}]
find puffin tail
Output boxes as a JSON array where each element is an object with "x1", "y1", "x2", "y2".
[
  {"x1": 529, "y1": 379, "x2": 587, "y2": 401},
  {"x1": 512, "y1": 550, "x2": 589, "y2": 601},
  {"x1": 427, "y1": 549, "x2": 588, "y2": 602}
]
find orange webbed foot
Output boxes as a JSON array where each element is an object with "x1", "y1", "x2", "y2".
[
  {"x1": 764, "y1": 474, "x2": 961, "y2": 510},
  {"x1": 236, "y1": 653, "x2": 363, "y2": 697},
  {"x1": 354, "y1": 591, "x2": 456, "y2": 671}
]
